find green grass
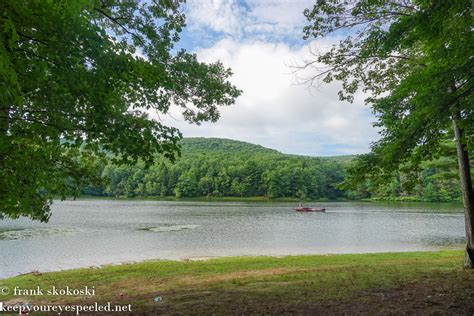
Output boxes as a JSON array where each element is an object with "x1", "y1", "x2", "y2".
[{"x1": 1, "y1": 251, "x2": 473, "y2": 314}]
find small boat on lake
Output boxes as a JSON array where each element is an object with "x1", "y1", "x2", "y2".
[{"x1": 293, "y1": 207, "x2": 325, "y2": 212}]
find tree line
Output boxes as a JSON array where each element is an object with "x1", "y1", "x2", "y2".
[
  {"x1": 82, "y1": 138, "x2": 465, "y2": 202},
  {"x1": 85, "y1": 138, "x2": 346, "y2": 199}
]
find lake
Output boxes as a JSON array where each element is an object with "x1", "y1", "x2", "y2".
[{"x1": 0, "y1": 200, "x2": 465, "y2": 279}]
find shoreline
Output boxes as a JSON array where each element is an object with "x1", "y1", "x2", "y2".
[
  {"x1": 1, "y1": 246, "x2": 465, "y2": 280},
  {"x1": 66, "y1": 195, "x2": 464, "y2": 205},
  {"x1": 1, "y1": 250, "x2": 472, "y2": 314}
]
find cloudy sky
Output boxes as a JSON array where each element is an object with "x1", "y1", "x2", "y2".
[{"x1": 159, "y1": 0, "x2": 380, "y2": 156}]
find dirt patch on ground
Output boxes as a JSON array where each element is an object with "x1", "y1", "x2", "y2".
[
  {"x1": 302, "y1": 278, "x2": 474, "y2": 315},
  {"x1": 145, "y1": 270, "x2": 474, "y2": 315}
]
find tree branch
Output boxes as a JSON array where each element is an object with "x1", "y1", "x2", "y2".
[{"x1": 95, "y1": 8, "x2": 145, "y2": 46}]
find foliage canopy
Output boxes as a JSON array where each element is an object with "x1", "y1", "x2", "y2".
[
  {"x1": 302, "y1": 0, "x2": 473, "y2": 266},
  {"x1": 91, "y1": 138, "x2": 348, "y2": 200},
  {"x1": 302, "y1": 0, "x2": 472, "y2": 188},
  {"x1": 0, "y1": 0, "x2": 240, "y2": 221},
  {"x1": 78, "y1": 137, "x2": 459, "y2": 203}
]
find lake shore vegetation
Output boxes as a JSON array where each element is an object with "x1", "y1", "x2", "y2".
[{"x1": 81, "y1": 138, "x2": 468, "y2": 204}]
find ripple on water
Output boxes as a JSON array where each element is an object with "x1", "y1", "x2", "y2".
[
  {"x1": 0, "y1": 228, "x2": 75, "y2": 240},
  {"x1": 141, "y1": 224, "x2": 199, "y2": 232}
]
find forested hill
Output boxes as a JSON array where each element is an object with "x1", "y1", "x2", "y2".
[
  {"x1": 180, "y1": 138, "x2": 280, "y2": 155},
  {"x1": 83, "y1": 137, "x2": 463, "y2": 202},
  {"x1": 88, "y1": 137, "x2": 350, "y2": 199}
]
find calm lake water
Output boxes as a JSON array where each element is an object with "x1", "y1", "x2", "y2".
[{"x1": 0, "y1": 200, "x2": 465, "y2": 278}]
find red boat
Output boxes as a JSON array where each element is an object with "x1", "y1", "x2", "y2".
[{"x1": 294, "y1": 207, "x2": 325, "y2": 212}]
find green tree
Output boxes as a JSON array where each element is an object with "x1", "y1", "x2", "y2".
[
  {"x1": 302, "y1": 1, "x2": 473, "y2": 266},
  {"x1": 198, "y1": 175, "x2": 212, "y2": 197},
  {"x1": 0, "y1": 0, "x2": 240, "y2": 220},
  {"x1": 175, "y1": 168, "x2": 198, "y2": 197},
  {"x1": 242, "y1": 160, "x2": 263, "y2": 196},
  {"x1": 230, "y1": 178, "x2": 245, "y2": 197}
]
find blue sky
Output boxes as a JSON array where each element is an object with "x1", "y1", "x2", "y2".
[{"x1": 157, "y1": 0, "x2": 379, "y2": 156}]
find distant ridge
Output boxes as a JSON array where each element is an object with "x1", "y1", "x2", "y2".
[
  {"x1": 179, "y1": 137, "x2": 354, "y2": 162},
  {"x1": 179, "y1": 137, "x2": 280, "y2": 155},
  {"x1": 88, "y1": 137, "x2": 458, "y2": 203},
  {"x1": 91, "y1": 136, "x2": 353, "y2": 199}
]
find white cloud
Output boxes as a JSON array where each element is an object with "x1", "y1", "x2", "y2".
[
  {"x1": 185, "y1": 0, "x2": 244, "y2": 35},
  {"x1": 156, "y1": 38, "x2": 380, "y2": 156},
  {"x1": 245, "y1": 0, "x2": 312, "y2": 34},
  {"x1": 185, "y1": 0, "x2": 313, "y2": 42}
]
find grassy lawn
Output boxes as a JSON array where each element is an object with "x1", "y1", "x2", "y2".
[{"x1": 1, "y1": 250, "x2": 473, "y2": 314}]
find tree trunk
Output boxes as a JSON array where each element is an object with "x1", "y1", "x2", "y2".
[{"x1": 452, "y1": 111, "x2": 474, "y2": 268}]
